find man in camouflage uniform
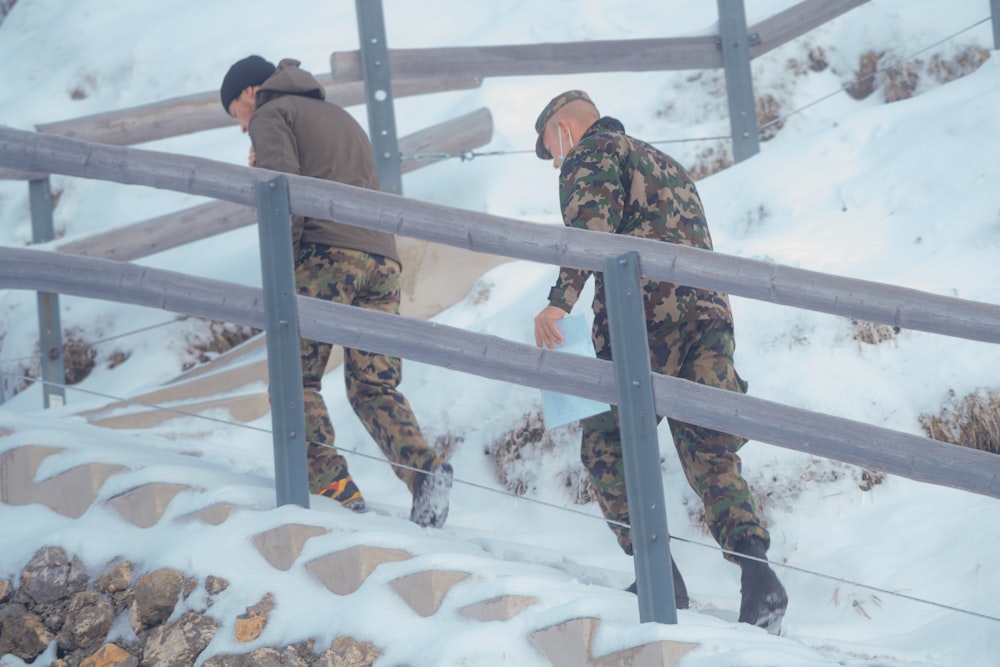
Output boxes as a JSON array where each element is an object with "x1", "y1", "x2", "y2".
[
  {"x1": 220, "y1": 55, "x2": 452, "y2": 528},
  {"x1": 533, "y1": 90, "x2": 787, "y2": 631}
]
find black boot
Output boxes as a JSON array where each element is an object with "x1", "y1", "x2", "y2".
[
  {"x1": 626, "y1": 559, "x2": 689, "y2": 610},
  {"x1": 735, "y1": 536, "x2": 787, "y2": 634}
]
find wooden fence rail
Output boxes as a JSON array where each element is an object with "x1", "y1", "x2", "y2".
[
  {"x1": 3, "y1": 126, "x2": 999, "y2": 345},
  {"x1": 328, "y1": 0, "x2": 868, "y2": 81},
  {"x1": 33, "y1": 74, "x2": 483, "y2": 147},
  {"x1": 1, "y1": 245, "x2": 997, "y2": 500},
  {"x1": 52, "y1": 107, "x2": 493, "y2": 261}
]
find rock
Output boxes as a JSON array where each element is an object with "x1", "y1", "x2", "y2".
[
  {"x1": 204, "y1": 575, "x2": 229, "y2": 595},
  {"x1": 20, "y1": 546, "x2": 88, "y2": 605},
  {"x1": 57, "y1": 590, "x2": 116, "y2": 651},
  {"x1": 80, "y1": 643, "x2": 140, "y2": 667},
  {"x1": 315, "y1": 636, "x2": 381, "y2": 667},
  {"x1": 142, "y1": 611, "x2": 218, "y2": 667},
  {"x1": 129, "y1": 568, "x2": 185, "y2": 633},
  {"x1": 0, "y1": 608, "x2": 56, "y2": 661},
  {"x1": 95, "y1": 559, "x2": 134, "y2": 595},
  {"x1": 234, "y1": 593, "x2": 274, "y2": 643}
]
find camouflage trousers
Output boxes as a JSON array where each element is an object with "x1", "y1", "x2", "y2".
[
  {"x1": 295, "y1": 243, "x2": 437, "y2": 495},
  {"x1": 582, "y1": 318, "x2": 768, "y2": 561}
]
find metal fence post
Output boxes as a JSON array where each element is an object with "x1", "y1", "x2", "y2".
[
  {"x1": 355, "y1": 0, "x2": 403, "y2": 195},
  {"x1": 992, "y1": 0, "x2": 1000, "y2": 49},
  {"x1": 29, "y1": 178, "x2": 67, "y2": 409},
  {"x1": 604, "y1": 251, "x2": 677, "y2": 625},
  {"x1": 717, "y1": 0, "x2": 760, "y2": 163},
  {"x1": 255, "y1": 175, "x2": 310, "y2": 508}
]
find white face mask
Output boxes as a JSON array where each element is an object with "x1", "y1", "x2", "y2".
[{"x1": 557, "y1": 125, "x2": 573, "y2": 162}]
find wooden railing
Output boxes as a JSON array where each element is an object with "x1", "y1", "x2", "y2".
[{"x1": 1, "y1": 126, "x2": 998, "y2": 502}]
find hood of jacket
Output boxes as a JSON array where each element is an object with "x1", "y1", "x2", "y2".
[{"x1": 256, "y1": 58, "x2": 325, "y2": 104}]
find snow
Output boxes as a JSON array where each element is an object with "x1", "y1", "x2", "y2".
[{"x1": 2, "y1": 1, "x2": 1000, "y2": 665}]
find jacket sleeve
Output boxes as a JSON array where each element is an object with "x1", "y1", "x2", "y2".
[
  {"x1": 547, "y1": 140, "x2": 625, "y2": 312},
  {"x1": 248, "y1": 105, "x2": 307, "y2": 259}
]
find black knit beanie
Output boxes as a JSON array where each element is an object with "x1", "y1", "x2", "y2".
[{"x1": 220, "y1": 55, "x2": 276, "y2": 112}]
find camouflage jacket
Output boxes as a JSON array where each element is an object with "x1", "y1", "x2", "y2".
[{"x1": 547, "y1": 116, "x2": 732, "y2": 329}]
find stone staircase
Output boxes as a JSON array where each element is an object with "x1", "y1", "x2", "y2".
[
  {"x1": 0, "y1": 239, "x2": 705, "y2": 664},
  {"x1": 0, "y1": 439, "x2": 698, "y2": 665}
]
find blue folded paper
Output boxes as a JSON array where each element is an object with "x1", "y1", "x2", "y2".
[{"x1": 541, "y1": 315, "x2": 610, "y2": 429}]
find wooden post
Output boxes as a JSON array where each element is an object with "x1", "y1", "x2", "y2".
[
  {"x1": 28, "y1": 178, "x2": 67, "y2": 409},
  {"x1": 604, "y1": 251, "x2": 677, "y2": 625},
  {"x1": 355, "y1": 0, "x2": 403, "y2": 195},
  {"x1": 255, "y1": 176, "x2": 309, "y2": 509},
  {"x1": 717, "y1": 0, "x2": 761, "y2": 162}
]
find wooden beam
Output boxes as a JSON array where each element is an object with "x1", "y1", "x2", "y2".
[
  {"x1": 328, "y1": 0, "x2": 869, "y2": 83},
  {"x1": 2, "y1": 126, "x2": 999, "y2": 345},
  {"x1": 1, "y1": 245, "x2": 997, "y2": 500},
  {"x1": 51, "y1": 108, "x2": 493, "y2": 261},
  {"x1": 34, "y1": 74, "x2": 482, "y2": 147},
  {"x1": 750, "y1": 0, "x2": 870, "y2": 58},
  {"x1": 330, "y1": 36, "x2": 722, "y2": 82}
]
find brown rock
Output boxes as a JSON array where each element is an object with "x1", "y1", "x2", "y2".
[
  {"x1": 57, "y1": 590, "x2": 116, "y2": 651},
  {"x1": 316, "y1": 636, "x2": 381, "y2": 667},
  {"x1": 234, "y1": 593, "x2": 274, "y2": 643},
  {"x1": 95, "y1": 560, "x2": 134, "y2": 595},
  {"x1": 143, "y1": 611, "x2": 219, "y2": 666},
  {"x1": 205, "y1": 575, "x2": 229, "y2": 595},
  {"x1": 130, "y1": 567, "x2": 184, "y2": 633},
  {"x1": 0, "y1": 608, "x2": 55, "y2": 661},
  {"x1": 80, "y1": 643, "x2": 140, "y2": 667}
]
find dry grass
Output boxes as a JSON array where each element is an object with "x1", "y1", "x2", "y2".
[
  {"x1": 846, "y1": 45, "x2": 989, "y2": 104},
  {"x1": 486, "y1": 410, "x2": 595, "y2": 503},
  {"x1": 688, "y1": 142, "x2": 733, "y2": 181},
  {"x1": 851, "y1": 319, "x2": 899, "y2": 350},
  {"x1": 919, "y1": 389, "x2": 1000, "y2": 455},
  {"x1": 181, "y1": 320, "x2": 260, "y2": 371}
]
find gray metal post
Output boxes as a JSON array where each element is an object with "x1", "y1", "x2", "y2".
[
  {"x1": 355, "y1": 0, "x2": 403, "y2": 195},
  {"x1": 29, "y1": 178, "x2": 67, "y2": 409},
  {"x1": 992, "y1": 0, "x2": 1000, "y2": 50},
  {"x1": 717, "y1": 0, "x2": 760, "y2": 162},
  {"x1": 255, "y1": 175, "x2": 310, "y2": 508},
  {"x1": 603, "y1": 251, "x2": 677, "y2": 625}
]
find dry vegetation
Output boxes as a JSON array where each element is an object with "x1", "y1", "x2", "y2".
[
  {"x1": 846, "y1": 45, "x2": 989, "y2": 103},
  {"x1": 181, "y1": 320, "x2": 260, "y2": 371},
  {"x1": 920, "y1": 389, "x2": 1000, "y2": 455},
  {"x1": 486, "y1": 410, "x2": 596, "y2": 504},
  {"x1": 851, "y1": 319, "x2": 900, "y2": 350}
]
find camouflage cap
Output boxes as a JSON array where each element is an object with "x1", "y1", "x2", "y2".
[{"x1": 534, "y1": 90, "x2": 595, "y2": 159}]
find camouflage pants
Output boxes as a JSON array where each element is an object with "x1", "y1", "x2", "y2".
[
  {"x1": 295, "y1": 243, "x2": 436, "y2": 495},
  {"x1": 581, "y1": 318, "x2": 768, "y2": 561}
]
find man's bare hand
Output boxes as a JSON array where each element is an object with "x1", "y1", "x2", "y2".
[
  {"x1": 248, "y1": 145, "x2": 256, "y2": 167},
  {"x1": 534, "y1": 305, "x2": 568, "y2": 349}
]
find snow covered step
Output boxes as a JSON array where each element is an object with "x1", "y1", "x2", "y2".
[
  {"x1": 530, "y1": 616, "x2": 696, "y2": 667},
  {"x1": 0, "y1": 444, "x2": 125, "y2": 519},
  {"x1": 107, "y1": 482, "x2": 196, "y2": 528},
  {"x1": 305, "y1": 545, "x2": 412, "y2": 596}
]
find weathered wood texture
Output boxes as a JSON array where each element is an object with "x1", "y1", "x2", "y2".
[
  {"x1": 2, "y1": 127, "x2": 996, "y2": 345},
  {"x1": 329, "y1": 0, "x2": 868, "y2": 81},
  {"x1": 1, "y1": 246, "x2": 997, "y2": 500},
  {"x1": 34, "y1": 75, "x2": 482, "y2": 146},
  {"x1": 53, "y1": 107, "x2": 493, "y2": 261}
]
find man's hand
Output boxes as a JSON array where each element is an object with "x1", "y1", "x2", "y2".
[
  {"x1": 248, "y1": 145, "x2": 256, "y2": 167},
  {"x1": 535, "y1": 305, "x2": 568, "y2": 349}
]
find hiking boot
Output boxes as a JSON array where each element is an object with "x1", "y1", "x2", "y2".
[
  {"x1": 735, "y1": 536, "x2": 787, "y2": 634},
  {"x1": 626, "y1": 559, "x2": 690, "y2": 610},
  {"x1": 318, "y1": 475, "x2": 366, "y2": 512},
  {"x1": 410, "y1": 460, "x2": 453, "y2": 528}
]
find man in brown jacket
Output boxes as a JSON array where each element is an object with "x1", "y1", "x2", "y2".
[{"x1": 220, "y1": 55, "x2": 453, "y2": 528}]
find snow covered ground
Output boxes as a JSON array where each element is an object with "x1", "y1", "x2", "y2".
[{"x1": 1, "y1": 1, "x2": 1000, "y2": 665}]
